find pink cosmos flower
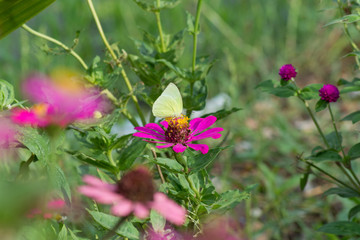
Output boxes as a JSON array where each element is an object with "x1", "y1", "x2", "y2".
[
  {"x1": 11, "y1": 72, "x2": 108, "y2": 127},
  {"x1": 133, "y1": 115, "x2": 223, "y2": 154},
  {"x1": 79, "y1": 166, "x2": 186, "y2": 225}
]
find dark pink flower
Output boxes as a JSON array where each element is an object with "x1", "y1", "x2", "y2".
[
  {"x1": 26, "y1": 198, "x2": 66, "y2": 220},
  {"x1": 79, "y1": 166, "x2": 186, "y2": 225},
  {"x1": 319, "y1": 84, "x2": 340, "y2": 103},
  {"x1": 133, "y1": 115, "x2": 223, "y2": 154},
  {"x1": 12, "y1": 72, "x2": 108, "y2": 127},
  {"x1": 279, "y1": 64, "x2": 297, "y2": 81},
  {"x1": 145, "y1": 225, "x2": 181, "y2": 240}
]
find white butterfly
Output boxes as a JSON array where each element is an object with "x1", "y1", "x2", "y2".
[{"x1": 152, "y1": 83, "x2": 183, "y2": 118}]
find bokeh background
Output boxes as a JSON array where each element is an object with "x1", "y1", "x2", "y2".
[{"x1": 1, "y1": 0, "x2": 359, "y2": 239}]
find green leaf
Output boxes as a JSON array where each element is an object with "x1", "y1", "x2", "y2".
[
  {"x1": 132, "y1": 0, "x2": 180, "y2": 12},
  {"x1": 315, "y1": 99, "x2": 328, "y2": 112},
  {"x1": 300, "y1": 165, "x2": 311, "y2": 191},
  {"x1": 186, "y1": 11, "x2": 195, "y2": 34},
  {"x1": 117, "y1": 137, "x2": 147, "y2": 170},
  {"x1": 348, "y1": 204, "x2": 360, "y2": 220},
  {"x1": 69, "y1": 151, "x2": 118, "y2": 174},
  {"x1": 68, "y1": 229, "x2": 80, "y2": 240},
  {"x1": 0, "y1": 0, "x2": 55, "y2": 39},
  {"x1": 341, "y1": 111, "x2": 360, "y2": 124},
  {"x1": 183, "y1": 79, "x2": 207, "y2": 111},
  {"x1": 150, "y1": 210, "x2": 165, "y2": 232},
  {"x1": 0, "y1": 80, "x2": 15, "y2": 109},
  {"x1": 200, "y1": 107, "x2": 242, "y2": 121},
  {"x1": 306, "y1": 149, "x2": 342, "y2": 162},
  {"x1": 337, "y1": 77, "x2": 360, "y2": 93},
  {"x1": 88, "y1": 210, "x2": 140, "y2": 239},
  {"x1": 348, "y1": 143, "x2": 360, "y2": 160},
  {"x1": 323, "y1": 187, "x2": 360, "y2": 198},
  {"x1": 57, "y1": 225, "x2": 68, "y2": 240},
  {"x1": 212, "y1": 189, "x2": 251, "y2": 211},
  {"x1": 325, "y1": 14, "x2": 360, "y2": 27},
  {"x1": 317, "y1": 221, "x2": 360, "y2": 235},
  {"x1": 325, "y1": 131, "x2": 342, "y2": 152},
  {"x1": 53, "y1": 166, "x2": 72, "y2": 202},
  {"x1": 187, "y1": 147, "x2": 227, "y2": 173},
  {"x1": 256, "y1": 80, "x2": 275, "y2": 91},
  {"x1": 152, "y1": 157, "x2": 184, "y2": 173},
  {"x1": 300, "y1": 84, "x2": 322, "y2": 100}
]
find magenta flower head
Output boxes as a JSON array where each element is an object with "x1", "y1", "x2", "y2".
[
  {"x1": 79, "y1": 166, "x2": 186, "y2": 225},
  {"x1": 145, "y1": 225, "x2": 181, "y2": 240},
  {"x1": 11, "y1": 70, "x2": 109, "y2": 127},
  {"x1": 319, "y1": 84, "x2": 340, "y2": 103},
  {"x1": 279, "y1": 64, "x2": 297, "y2": 81},
  {"x1": 133, "y1": 115, "x2": 223, "y2": 154}
]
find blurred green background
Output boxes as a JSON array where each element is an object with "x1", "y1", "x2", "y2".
[{"x1": 1, "y1": 0, "x2": 358, "y2": 239}]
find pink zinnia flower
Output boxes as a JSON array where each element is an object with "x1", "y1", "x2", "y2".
[
  {"x1": 133, "y1": 115, "x2": 223, "y2": 154},
  {"x1": 279, "y1": 64, "x2": 297, "y2": 81},
  {"x1": 12, "y1": 72, "x2": 108, "y2": 127},
  {"x1": 319, "y1": 84, "x2": 340, "y2": 103},
  {"x1": 79, "y1": 166, "x2": 186, "y2": 225}
]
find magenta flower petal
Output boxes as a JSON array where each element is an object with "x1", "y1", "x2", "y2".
[
  {"x1": 279, "y1": 64, "x2": 297, "y2": 81},
  {"x1": 190, "y1": 127, "x2": 224, "y2": 141},
  {"x1": 319, "y1": 84, "x2": 340, "y2": 103},
  {"x1": 160, "y1": 120, "x2": 168, "y2": 128},
  {"x1": 191, "y1": 116, "x2": 217, "y2": 135},
  {"x1": 47, "y1": 199, "x2": 66, "y2": 210},
  {"x1": 189, "y1": 118, "x2": 203, "y2": 131},
  {"x1": 133, "y1": 203, "x2": 150, "y2": 219},
  {"x1": 151, "y1": 193, "x2": 186, "y2": 225},
  {"x1": 144, "y1": 123, "x2": 165, "y2": 134},
  {"x1": 78, "y1": 186, "x2": 121, "y2": 204},
  {"x1": 133, "y1": 132, "x2": 166, "y2": 141},
  {"x1": 134, "y1": 126, "x2": 166, "y2": 140},
  {"x1": 156, "y1": 143, "x2": 174, "y2": 149},
  {"x1": 173, "y1": 143, "x2": 187, "y2": 153},
  {"x1": 187, "y1": 143, "x2": 209, "y2": 154},
  {"x1": 111, "y1": 200, "x2": 134, "y2": 216}
]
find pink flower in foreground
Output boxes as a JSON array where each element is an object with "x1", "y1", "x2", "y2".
[
  {"x1": 79, "y1": 166, "x2": 186, "y2": 225},
  {"x1": 11, "y1": 71, "x2": 108, "y2": 127},
  {"x1": 0, "y1": 117, "x2": 18, "y2": 149},
  {"x1": 145, "y1": 225, "x2": 181, "y2": 240},
  {"x1": 133, "y1": 115, "x2": 223, "y2": 154}
]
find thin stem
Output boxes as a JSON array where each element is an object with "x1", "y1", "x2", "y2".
[
  {"x1": 21, "y1": 24, "x2": 88, "y2": 70},
  {"x1": 349, "y1": 167, "x2": 360, "y2": 187},
  {"x1": 192, "y1": 0, "x2": 203, "y2": 74},
  {"x1": 102, "y1": 217, "x2": 127, "y2": 240},
  {"x1": 336, "y1": 162, "x2": 360, "y2": 190},
  {"x1": 106, "y1": 149, "x2": 116, "y2": 167},
  {"x1": 151, "y1": 148, "x2": 165, "y2": 184},
  {"x1": 291, "y1": 79, "x2": 329, "y2": 148},
  {"x1": 87, "y1": 0, "x2": 146, "y2": 126},
  {"x1": 155, "y1": 0, "x2": 166, "y2": 52}
]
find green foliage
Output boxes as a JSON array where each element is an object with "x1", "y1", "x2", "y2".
[
  {"x1": 315, "y1": 99, "x2": 328, "y2": 112},
  {"x1": 317, "y1": 221, "x2": 360, "y2": 236},
  {"x1": 0, "y1": 79, "x2": 15, "y2": 109},
  {"x1": 256, "y1": 80, "x2": 296, "y2": 98}
]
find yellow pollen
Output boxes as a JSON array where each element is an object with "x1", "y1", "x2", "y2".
[
  {"x1": 165, "y1": 114, "x2": 189, "y2": 129},
  {"x1": 32, "y1": 103, "x2": 49, "y2": 117}
]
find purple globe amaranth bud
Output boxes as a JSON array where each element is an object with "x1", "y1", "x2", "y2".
[
  {"x1": 319, "y1": 84, "x2": 340, "y2": 103},
  {"x1": 279, "y1": 64, "x2": 297, "y2": 81}
]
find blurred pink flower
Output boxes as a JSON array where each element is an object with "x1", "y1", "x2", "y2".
[
  {"x1": 79, "y1": 166, "x2": 186, "y2": 225},
  {"x1": 12, "y1": 72, "x2": 108, "y2": 127},
  {"x1": 145, "y1": 225, "x2": 181, "y2": 240},
  {"x1": 133, "y1": 115, "x2": 223, "y2": 154},
  {"x1": 26, "y1": 198, "x2": 66, "y2": 220},
  {"x1": 0, "y1": 117, "x2": 18, "y2": 149}
]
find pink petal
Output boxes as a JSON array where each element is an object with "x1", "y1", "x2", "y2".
[
  {"x1": 133, "y1": 203, "x2": 150, "y2": 219},
  {"x1": 189, "y1": 127, "x2": 224, "y2": 141},
  {"x1": 133, "y1": 132, "x2": 165, "y2": 141},
  {"x1": 82, "y1": 175, "x2": 116, "y2": 190},
  {"x1": 145, "y1": 140, "x2": 171, "y2": 144},
  {"x1": 134, "y1": 126, "x2": 165, "y2": 140},
  {"x1": 78, "y1": 186, "x2": 121, "y2": 204},
  {"x1": 111, "y1": 199, "x2": 134, "y2": 216},
  {"x1": 187, "y1": 143, "x2": 209, "y2": 154},
  {"x1": 47, "y1": 199, "x2": 65, "y2": 210},
  {"x1": 43, "y1": 213, "x2": 53, "y2": 219},
  {"x1": 189, "y1": 118, "x2": 203, "y2": 131},
  {"x1": 151, "y1": 192, "x2": 186, "y2": 225},
  {"x1": 144, "y1": 123, "x2": 165, "y2": 134},
  {"x1": 172, "y1": 143, "x2": 187, "y2": 153},
  {"x1": 160, "y1": 121, "x2": 168, "y2": 128},
  {"x1": 191, "y1": 116, "x2": 217, "y2": 135},
  {"x1": 156, "y1": 143, "x2": 174, "y2": 149}
]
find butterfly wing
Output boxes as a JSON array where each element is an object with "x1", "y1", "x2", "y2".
[{"x1": 152, "y1": 83, "x2": 183, "y2": 118}]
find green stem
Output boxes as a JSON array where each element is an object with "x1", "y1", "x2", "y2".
[
  {"x1": 291, "y1": 79, "x2": 329, "y2": 148},
  {"x1": 87, "y1": 0, "x2": 146, "y2": 126},
  {"x1": 192, "y1": 0, "x2": 203, "y2": 74},
  {"x1": 21, "y1": 24, "x2": 89, "y2": 70},
  {"x1": 328, "y1": 104, "x2": 346, "y2": 157},
  {"x1": 155, "y1": 0, "x2": 166, "y2": 52},
  {"x1": 336, "y1": 0, "x2": 360, "y2": 68},
  {"x1": 106, "y1": 149, "x2": 116, "y2": 167}
]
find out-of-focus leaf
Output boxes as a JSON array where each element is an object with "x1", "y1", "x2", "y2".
[
  {"x1": 0, "y1": 0, "x2": 55, "y2": 39},
  {"x1": 300, "y1": 165, "x2": 311, "y2": 191},
  {"x1": 187, "y1": 147, "x2": 227, "y2": 173},
  {"x1": 306, "y1": 149, "x2": 342, "y2": 162},
  {"x1": 0, "y1": 80, "x2": 15, "y2": 109},
  {"x1": 57, "y1": 225, "x2": 68, "y2": 240},
  {"x1": 53, "y1": 166, "x2": 72, "y2": 202},
  {"x1": 325, "y1": 131, "x2": 342, "y2": 152},
  {"x1": 342, "y1": 111, "x2": 360, "y2": 124},
  {"x1": 150, "y1": 210, "x2": 165, "y2": 232},
  {"x1": 132, "y1": 0, "x2": 180, "y2": 12},
  {"x1": 324, "y1": 14, "x2": 360, "y2": 27},
  {"x1": 300, "y1": 84, "x2": 322, "y2": 100},
  {"x1": 200, "y1": 107, "x2": 242, "y2": 121},
  {"x1": 69, "y1": 151, "x2": 118, "y2": 174},
  {"x1": 212, "y1": 189, "x2": 250, "y2": 211},
  {"x1": 323, "y1": 187, "x2": 360, "y2": 198},
  {"x1": 88, "y1": 210, "x2": 140, "y2": 239},
  {"x1": 348, "y1": 142, "x2": 360, "y2": 160},
  {"x1": 183, "y1": 79, "x2": 207, "y2": 111},
  {"x1": 317, "y1": 221, "x2": 360, "y2": 235},
  {"x1": 349, "y1": 204, "x2": 360, "y2": 220},
  {"x1": 151, "y1": 157, "x2": 184, "y2": 173}
]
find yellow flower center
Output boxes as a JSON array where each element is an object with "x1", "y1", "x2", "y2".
[{"x1": 32, "y1": 103, "x2": 49, "y2": 117}]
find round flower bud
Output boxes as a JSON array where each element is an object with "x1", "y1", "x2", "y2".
[
  {"x1": 279, "y1": 64, "x2": 297, "y2": 81},
  {"x1": 319, "y1": 84, "x2": 340, "y2": 103}
]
